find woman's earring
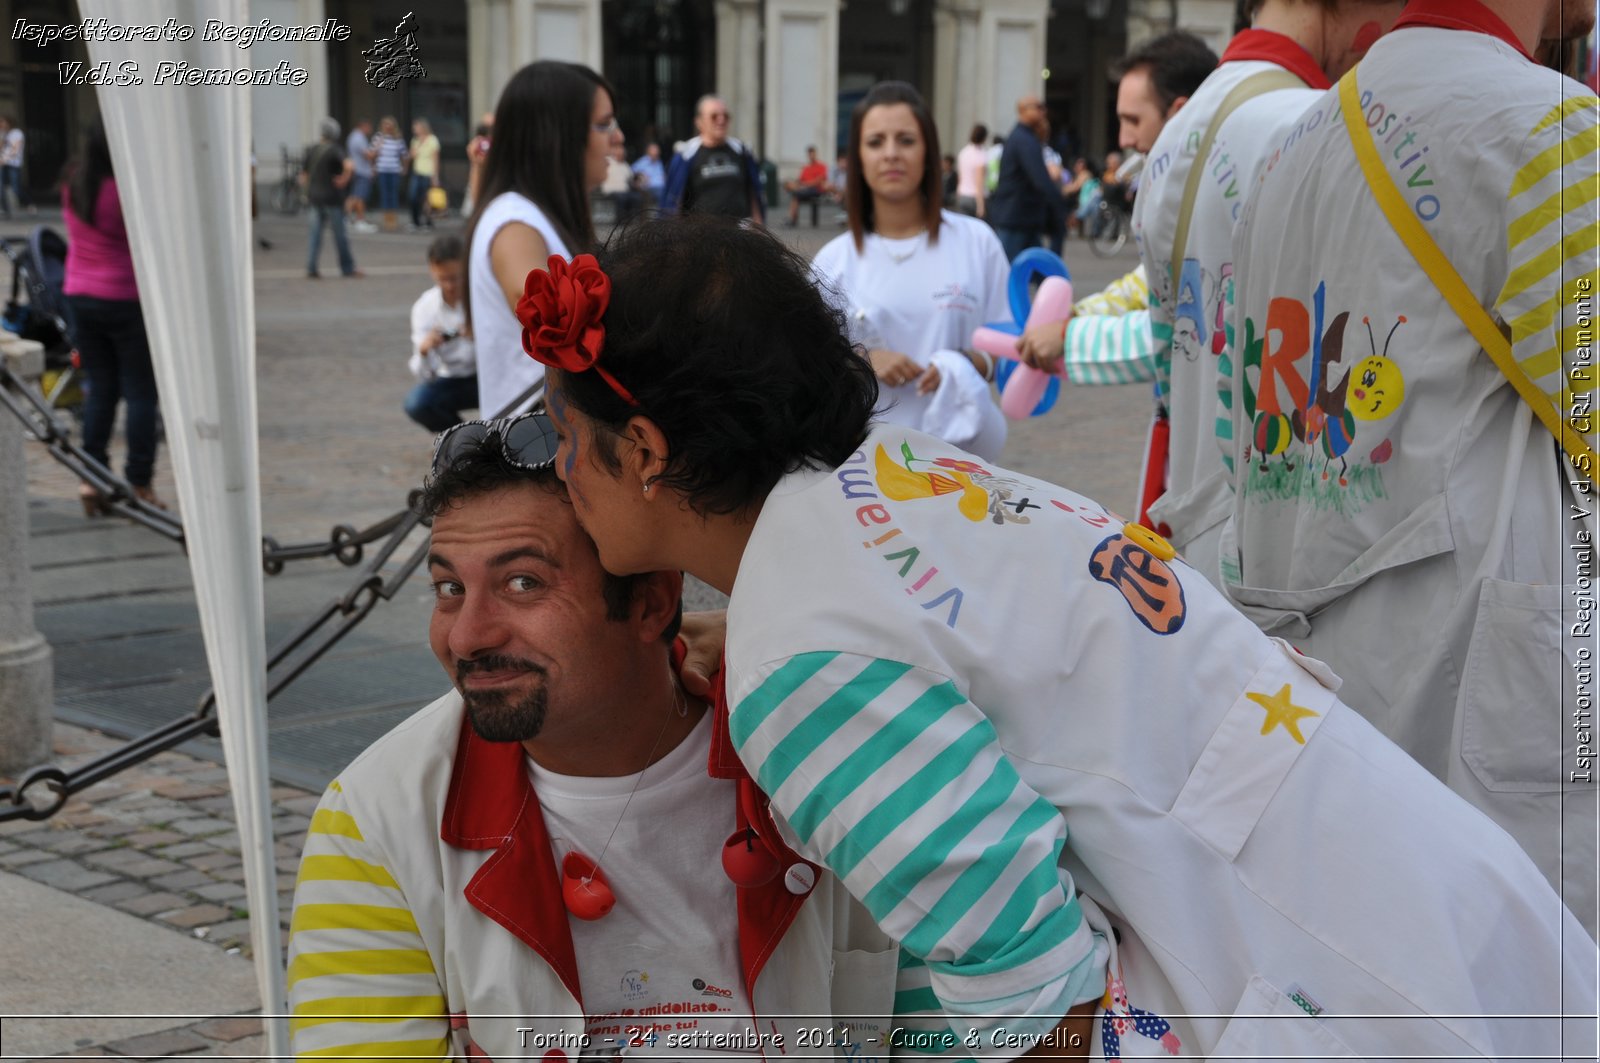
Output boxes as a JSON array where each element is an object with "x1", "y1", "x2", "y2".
[{"x1": 642, "y1": 483, "x2": 651, "y2": 496}]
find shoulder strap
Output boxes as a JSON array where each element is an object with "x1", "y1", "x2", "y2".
[
  {"x1": 1169, "y1": 69, "x2": 1305, "y2": 293},
  {"x1": 1339, "y1": 68, "x2": 1595, "y2": 468}
]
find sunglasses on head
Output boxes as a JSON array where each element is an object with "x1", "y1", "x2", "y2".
[{"x1": 431, "y1": 411, "x2": 560, "y2": 476}]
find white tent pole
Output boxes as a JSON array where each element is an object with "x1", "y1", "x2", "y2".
[{"x1": 78, "y1": 1, "x2": 285, "y2": 1055}]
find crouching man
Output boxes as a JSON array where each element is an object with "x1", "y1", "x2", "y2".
[{"x1": 286, "y1": 413, "x2": 898, "y2": 1060}]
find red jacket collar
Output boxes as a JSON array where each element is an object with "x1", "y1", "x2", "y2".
[
  {"x1": 1220, "y1": 28, "x2": 1331, "y2": 90},
  {"x1": 440, "y1": 640, "x2": 820, "y2": 1006},
  {"x1": 1216, "y1": 28, "x2": 1331, "y2": 90},
  {"x1": 1392, "y1": 0, "x2": 1533, "y2": 61}
]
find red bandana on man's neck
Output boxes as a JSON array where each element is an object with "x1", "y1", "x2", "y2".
[
  {"x1": 1392, "y1": 0, "x2": 1533, "y2": 62},
  {"x1": 1220, "y1": 28, "x2": 1331, "y2": 90}
]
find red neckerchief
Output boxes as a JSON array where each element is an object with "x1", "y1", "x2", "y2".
[
  {"x1": 439, "y1": 638, "x2": 815, "y2": 1007},
  {"x1": 1220, "y1": 28, "x2": 1330, "y2": 90},
  {"x1": 1392, "y1": 0, "x2": 1533, "y2": 62}
]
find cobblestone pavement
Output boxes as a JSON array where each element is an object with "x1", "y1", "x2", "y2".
[{"x1": 1, "y1": 721, "x2": 312, "y2": 1058}]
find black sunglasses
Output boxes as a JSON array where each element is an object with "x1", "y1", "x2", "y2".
[{"x1": 431, "y1": 411, "x2": 560, "y2": 476}]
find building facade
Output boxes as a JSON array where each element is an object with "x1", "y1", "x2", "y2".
[{"x1": 0, "y1": 1, "x2": 1279, "y2": 203}]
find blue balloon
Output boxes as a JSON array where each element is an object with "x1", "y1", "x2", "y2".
[{"x1": 994, "y1": 248, "x2": 1070, "y2": 416}]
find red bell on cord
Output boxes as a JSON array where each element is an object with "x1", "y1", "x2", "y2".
[
  {"x1": 561, "y1": 851, "x2": 616, "y2": 920},
  {"x1": 721, "y1": 827, "x2": 781, "y2": 887}
]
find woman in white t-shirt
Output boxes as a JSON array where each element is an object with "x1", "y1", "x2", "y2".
[
  {"x1": 465, "y1": 61, "x2": 623, "y2": 418},
  {"x1": 811, "y1": 82, "x2": 1009, "y2": 461}
]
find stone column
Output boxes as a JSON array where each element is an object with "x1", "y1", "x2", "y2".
[
  {"x1": 932, "y1": 0, "x2": 983, "y2": 159},
  {"x1": 0, "y1": 336, "x2": 53, "y2": 776},
  {"x1": 762, "y1": 0, "x2": 839, "y2": 178},
  {"x1": 975, "y1": 0, "x2": 1049, "y2": 135},
  {"x1": 249, "y1": 0, "x2": 329, "y2": 187},
  {"x1": 714, "y1": 0, "x2": 764, "y2": 155},
  {"x1": 470, "y1": 0, "x2": 601, "y2": 117}
]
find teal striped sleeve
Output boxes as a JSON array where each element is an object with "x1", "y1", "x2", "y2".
[
  {"x1": 733, "y1": 652, "x2": 1108, "y2": 1046},
  {"x1": 1062, "y1": 309, "x2": 1157, "y2": 386}
]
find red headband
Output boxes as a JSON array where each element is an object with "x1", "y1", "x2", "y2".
[{"x1": 516, "y1": 254, "x2": 638, "y2": 406}]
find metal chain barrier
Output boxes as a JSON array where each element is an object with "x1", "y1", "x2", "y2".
[{"x1": 0, "y1": 358, "x2": 543, "y2": 822}]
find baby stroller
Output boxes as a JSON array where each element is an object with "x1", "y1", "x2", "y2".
[{"x1": 1, "y1": 226, "x2": 83, "y2": 416}]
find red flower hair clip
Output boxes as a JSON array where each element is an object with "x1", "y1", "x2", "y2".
[{"x1": 516, "y1": 253, "x2": 637, "y2": 406}]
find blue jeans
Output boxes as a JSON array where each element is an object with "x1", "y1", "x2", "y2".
[
  {"x1": 408, "y1": 173, "x2": 433, "y2": 227},
  {"x1": 377, "y1": 171, "x2": 401, "y2": 211},
  {"x1": 307, "y1": 204, "x2": 356, "y2": 276},
  {"x1": 0, "y1": 165, "x2": 26, "y2": 215},
  {"x1": 994, "y1": 226, "x2": 1042, "y2": 263},
  {"x1": 404, "y1": 375, "x2": 479, "y2": 432},
  {"x1": 66, "y1": 295, "x2": 160, "y2": 487}
]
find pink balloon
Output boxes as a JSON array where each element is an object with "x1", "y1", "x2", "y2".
[{"x1": 991, "y1": 276, "x2": 1073, "y2": 420}]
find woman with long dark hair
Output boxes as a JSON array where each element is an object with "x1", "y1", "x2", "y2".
[
  {"x1": 466, "y1": 60, "x2": 621, "y2": 417},
  {"x1": 811, "y1": 82, "x2": 1010, "y2": 461},
  {"x1": 62, "y1": 117, "x2": 163, "y2": 513}
]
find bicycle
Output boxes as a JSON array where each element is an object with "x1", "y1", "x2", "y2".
[
  {"x1": 270, "y1": 143, "x2": 305, "y2": 215},
  {"x1": 1089, "y1": 198, "x2": 1130, "y2": 257}
]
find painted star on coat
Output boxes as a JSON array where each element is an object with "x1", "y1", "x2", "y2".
[{"x1": 1246, "y1": 683, "x2": 1319, "y2": 744}]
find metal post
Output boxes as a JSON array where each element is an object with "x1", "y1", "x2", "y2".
[{"x1": 0, "y1": 335, "x2": 54, "y2": 776}]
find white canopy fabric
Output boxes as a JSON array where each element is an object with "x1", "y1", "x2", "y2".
[{"x1": 80, "y1": 0, "x2": 285, "y2": 1054}]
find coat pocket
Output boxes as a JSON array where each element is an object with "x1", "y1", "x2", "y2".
[
  {"x1": 829, "y1": 947, "x2": 898, "y2": 1061},
  {"x1": 1459, "y1": 577, "x2": 1580, "y2": 792},
  {"x1": 1206, "y1": 976, "x2": 1356, "y2": 1059}
]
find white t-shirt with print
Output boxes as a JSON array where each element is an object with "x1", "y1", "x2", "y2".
[
  {"x1": 812, "y1": 211, "x2": 1009, "y2": 459},
  {"x1": 529, "y1": 712, "x2": 758, "y2": 1061}
]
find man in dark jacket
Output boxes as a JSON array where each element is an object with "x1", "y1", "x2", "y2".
[
  {"x1": 660, "y1": 94, "x2": 765, "y2": 223},
  {"x1": 986, "y1": 95, "x2": 1057, "y2": 261}
]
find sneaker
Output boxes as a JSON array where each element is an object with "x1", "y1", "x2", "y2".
[
  {"x1": 343, "y1": 269, "x2": 366, "y2": 278},
  {"x1": 307, "y1": 271, "x2": 321, "y2": 279},
  {"x1": 352, "y1": 220, "x2": 378, "y2": 234}
]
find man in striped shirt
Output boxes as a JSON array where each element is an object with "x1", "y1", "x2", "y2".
[{"x1": 1224, "y1": 0, "x2": 1598, "y2": 931}]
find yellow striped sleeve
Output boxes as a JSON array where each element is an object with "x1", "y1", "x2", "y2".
[
  {"x1": 1501, "y1": 224, "x2": 1600, "y2": 305},
  {"x1": 296, "y1": 855, "x2": 400, "y2": 889},
  {"x1": 1499, "y1": 95, "x2": 1600, "y2": 407},
  {"x1": 1508, "y1": 178, "x2": 1600, "y2": 249},
  {"x1": 296, "y1": 1036, "x2": 452, "y2": 1059},
  {"x1": 290, "y1": 994, "x2": 448, "y2": 1032},
  {"x1": 1508, "y1": 120, "x2": 1599, "y2": 197},
  {"x1": 290, "y1": 903, "x2": 421, "y2": 936},
  {"x1": 1075, "y1": 263, "x2": 1150, "y2": 316},
  {"x1": 287, "y1": 947, "x2": 437, "y2": 989},
  {"x1": 289, "y1": 784, "x2": 449, "y2": 1062},
  {"x1": 309, "y1": 808, "x2": 365, "y2": 840},
  {"x1": 1506, "y1": 268, "x2": 1600, "y2": 340},
  {"x1": 1533, "y1": 95, "x2": 1598, "y2": 134}
]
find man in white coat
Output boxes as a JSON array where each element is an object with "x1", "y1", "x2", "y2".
[
  {"x1": 1132, "y1": 0, "x2": 1406, "y2": 587},
  {"x1": 286, "y1": 414, "x2": 897, "y2": 1060},
  {"x1": 1224, "y1": 0, "x2": 1599, "y2": 933}
]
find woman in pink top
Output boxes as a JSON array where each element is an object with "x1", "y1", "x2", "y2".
[
  {"x1": 953, "y1": 122, "x2": 989, "y2": 218},
  {"x1": 62, "y1": 118, "x2": 163, "y2": 513}
]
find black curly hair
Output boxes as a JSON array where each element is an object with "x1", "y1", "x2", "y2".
[{"x1": 550, "y1": 214, "x2": 879, "y2": 516}]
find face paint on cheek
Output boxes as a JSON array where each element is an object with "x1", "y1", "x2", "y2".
[{"x1": 545, "y1": 383, "x2": 588, "y2": 505}]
